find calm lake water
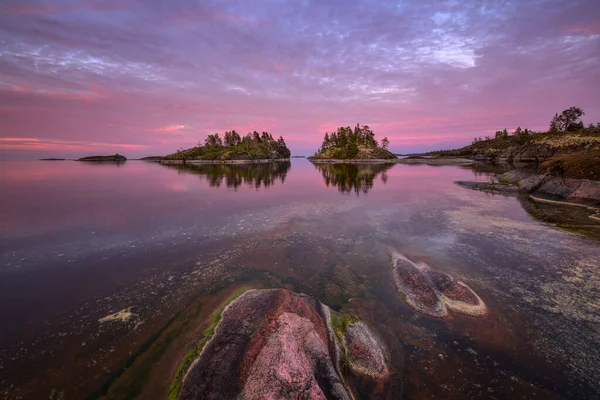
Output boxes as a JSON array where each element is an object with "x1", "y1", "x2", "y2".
[{"x1": 1, "y1": 159, "x2": 599, "y2": 399}]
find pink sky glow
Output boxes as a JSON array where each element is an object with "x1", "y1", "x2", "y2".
[{"x1": 0, "y1": 0, "x2": 599, "y2": 158}]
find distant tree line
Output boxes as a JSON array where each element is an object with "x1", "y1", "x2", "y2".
[
  {"x1": 472, "y1": 126, "x2": 533, "y2": 145},
  {"x1": 471, "y1": 107, "x2": 598, "y2": 146},
  {"x1": 203, "y1": 130, "x2": 288, "y2": 151}
]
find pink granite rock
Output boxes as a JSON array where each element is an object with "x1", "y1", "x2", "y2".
[{"x1": 179, "y1": 288, "x2": 393, "y2": 400}]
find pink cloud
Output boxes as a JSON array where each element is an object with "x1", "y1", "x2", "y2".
[
  {"x1": 4, "y1": 6, "x2": 55, "y2": 15},
  {"x1": 155, "y1": 124, "x2": 188, "y2": 133},
  {"x1": 0, "y1": 137, "x2": 146, "y2": 152},
  {"x1": 168, "y1": 9, "x2": 261, "y2": 27},
  {"x1": 565, "y1": 20, "x2": 600, "y2": 35}
]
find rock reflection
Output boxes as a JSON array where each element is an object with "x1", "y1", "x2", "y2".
[
  {"x1": 162, "y1": 162, "x2": 291, "y2": 190},
  {"x1": 314, "y1": 163, "x2": 393, "y2": 195},
  {"x1": 517, "y1": 196, "x2": 600, "y2": 240},
  {"x1": 459, "y1": 162, "x2": 513, "y2": 177}
]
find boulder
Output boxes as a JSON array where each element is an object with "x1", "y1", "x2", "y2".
[
  {"x1": 568, "y1": 180, "x2": 600, "y2": 203},
  {"x1": 178, "y1": 289, "x2": 392, "y2": 400}
]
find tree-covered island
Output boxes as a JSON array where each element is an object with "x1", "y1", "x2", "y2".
[
  {"x1": 309, "y1": 124, "x2": 397, "y2": 160},
  {"x1": 164, "y1": 130, "x2": 291, "y2": 161}
]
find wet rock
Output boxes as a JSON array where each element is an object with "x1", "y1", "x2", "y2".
[
  {"x1": 344, "y1": 321, "x2": 389, "y2": 380},
  {"x1": 240, "y1": 311, "x2": 344, "y2": 400},
  {"x1": 392, "y1": 255, "x2": 447, "y2": 317},
  {"x1": 426, "y1": 270, "x2": 486, "y2": 316},
  {"x1": 516, "y1": 175, "x2": 545, "y2": 192},
  {"x1": 502, "y1": 168, "x2": 600, "y2": 205},
  {"x1": 392, "y1": 253, "x2": 486, "y2": 318},
  {"x1": 179, "y1": 288, "x2": 391, "y2": 400}
]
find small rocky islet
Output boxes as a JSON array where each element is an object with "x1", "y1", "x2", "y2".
[
  {"x1": 308, "y1": 124, "x2": 397, "y2": 161},
  {"x1": 162, "y1": 130, "x2": 291, "y2": 162},
  {"x1": 176, "y1": 288, "x2": 395, "y2": 400},
  {"x1": 77, "y1": 154, "x2": 127, "y2": 162}
]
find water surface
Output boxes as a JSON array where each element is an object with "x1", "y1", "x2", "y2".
[{"x1": 1, "y1": 159, "x2": 598, "y2": 399}]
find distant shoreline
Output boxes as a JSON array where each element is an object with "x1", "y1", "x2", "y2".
[
  {"x1": 308, "y1": 158, "x2": 395, "y2": 164},
  {"x1": 160, "y1": 158, "x2": 290, "y2": 165},
  {"x1": 309, "y1": 157, "x2": 474, "y2": 165}
]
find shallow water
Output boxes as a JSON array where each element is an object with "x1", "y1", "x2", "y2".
[{"x1": 0, "y1": 159, "x2": 599, "y2": 399}]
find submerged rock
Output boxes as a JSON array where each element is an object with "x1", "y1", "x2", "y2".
[
  {"x1": 392, "y1": 256, "x2": 446, "y2": 317},
  {"x1": 425, "y1": 270, "x2": 486, "y2": 316},
  {"x1": 178, "y1": 289, "x2": 392, "y2": 400},
  {"x1": 343, "y1": 321, "x2": 389, "y2": 380},
  {"x1": 392, "y1": 253, "x2": 486, "y2": 318}
]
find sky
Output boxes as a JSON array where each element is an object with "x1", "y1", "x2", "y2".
[{"x1": 0, "y1": 0, "x2": 599, "y2": 158}]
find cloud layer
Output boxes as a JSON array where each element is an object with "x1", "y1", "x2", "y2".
[{"x1": 1, "y1": 0, "x2": 599, "y2": 157}]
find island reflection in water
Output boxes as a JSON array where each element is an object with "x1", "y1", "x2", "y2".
[
  {"x1": 161, "y1": 161, "x2": 291, "y2": 190},
  {"x1": 313, "y1": 162, "x2": 393, "y2": 195}
]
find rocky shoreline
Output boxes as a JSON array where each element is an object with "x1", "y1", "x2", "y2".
[
  {"x1": 455, "y1": 168, "x2": 600, "y2": 226},
  {"x1": 457, "y1": 168, "x2": 600, "y2": 205}
]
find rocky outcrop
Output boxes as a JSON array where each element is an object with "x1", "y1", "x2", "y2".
[
  {"x1": 433, "y1": 132, "x2": 600, "y2": 163},
  {"x1": 502, "y1": 169, "x2": 600, "y2": 205},
  {"x1": 472, "y1": 134, "x2": 600, "y2": 163},
  {"x1": 455, "y1": 167, "x2": 600, "y2": 208},
  {"x1": 510, "y1": 135, "x2": 600, "y2": 162},
  {"x1": 392, "y1": 253, "x2": 486, "y2": 318},
  {"x1": 178, "y1": 289, "x2": 392, "y2": 400}
]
